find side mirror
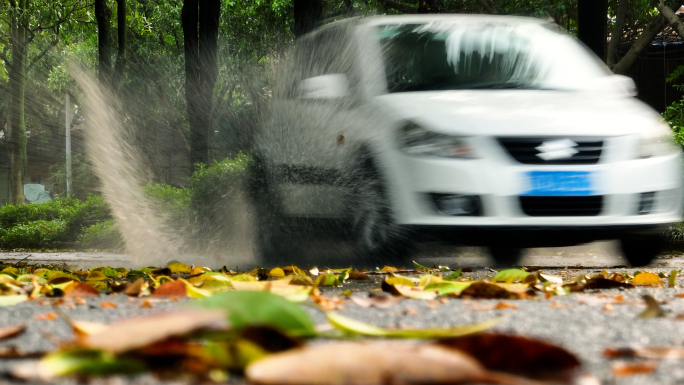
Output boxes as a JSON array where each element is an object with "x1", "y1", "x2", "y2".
[{"x1": 298, "y1": 74, "x2": 349, "y2": 99}]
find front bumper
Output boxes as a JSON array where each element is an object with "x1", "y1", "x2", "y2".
[{"x1": 381, "y1": 136, "x2": 684, "y2": 228}]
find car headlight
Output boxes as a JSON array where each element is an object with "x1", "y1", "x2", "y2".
[
  {"x1": 637, "y1": 125, "x2": 680, "y2": 159},
  {"x1": 399, "y1": 122, "x2": 476, "y2": 158}
]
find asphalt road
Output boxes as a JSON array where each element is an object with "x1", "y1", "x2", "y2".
[{"x1": 3, "y1": 246, "x2": 684, "y2": 384}]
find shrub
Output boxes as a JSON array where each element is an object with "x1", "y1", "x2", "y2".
[
  {"x1": 142, "y1": 182, "x2": 192, "y2": 221},
  {"x1": 63, "y1": 195, "x2": 113, "y2": 240},
  {"x1": 77, "y1": 220, "x2": 124, "y2": 250},
  {"x1": 0, "y1": 220, "x2": 68, "y2": 249},
  {"x1": 0, "y1": 198, "x2": 81, "y2": 229}
]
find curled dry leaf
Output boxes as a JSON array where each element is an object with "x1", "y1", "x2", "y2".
[
  {"x1": 605, "y1": 347, "x2": 684, "y2": 360},
  {"x1": 78, "y1": 309, "x2": 227, "y2": 354},
  {"x1": 347, "y1": 270, "x2": 370, "y2": 280},
  {"x1": 351, "y1": 294, "x2": 404, "y2": 309},
  {"x1": 124, "y1": 278, "x2": 146, "y2": 296},
  {"x1": 63, "y1": 282, "x2": 100, "y2": 297},
  {"x1": 246, "y1": 341, "x2": 539, "y2": 385},
  {"x1": 152, "y1": 280, "x2": 188, "y2": 297},
  {"x1": 439, "y1": 333, "x2": 581, "y2": 381},
  {"x1": 0, "y1": 325, "x2": 26, "y2": 340},
  {"x1": 611, "y1": 361, "x2": 658, "y2": 376}
]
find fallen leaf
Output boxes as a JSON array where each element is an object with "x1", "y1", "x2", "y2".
[
  {"x1": 351, "y1": 294, "x2": 403, "y2": 309},
  {"x1": 194, "y1": 291, "x2": 317, "y2": 337},
  {"x1": 347, "y1": 270, "x2": 370, "y2": 280},
  {"x1": 79, "y1": 309, "x2": 227, "y2": 354},
  {"x1": 380, "y1": 266, "x2": 398, "y2": 272},
  {"x1": 245, "y1": 341, "x2": 535, "y2": 385},
  {"x1": 493, "y1": 269, "x2": 531, "y2": 283},
  {"x1": 167, "y1": 262, "x2": 192, "y2": 274},
  {"x1": 325, "y1": 311, "x2": 501, "y2": 338},
  {"x1": 0, "y1": 295, "x2": 28, "y2": 306},
  {"x1": 85, "y1": 271, "x2": 107, "y2": 281},
  {"x1": 268, "y1": 267, "x2": 285, "y2": 278},
  {"x1": 637, "y1": 294, "x2": 666, "y2": 318},
  {"x1": 603, "y1": 304, "x2": 614, "y2": 312},
  {"x1": 100, "y1": 302, "x2": 117, "y2": 308},
  {"x1": 460, "y1": 282, "x2": 532, "y2": 299},
  {"x1": 152, "y1": 280, "x2": 188, "y2": 297},
  {"x1": 124, "y1": 278, "x2": 147, "y2": 296},
  {"x1": 669, "y1": 270, "x2": 678, "y2": 288},
  {"x1": 63, "y1": 282, "x2": 100, "y2": 297},
  {"x1": 70, "y1": 321, "x2": 108, "y2": 338},
  {"x1": 439, "y1": 333, "x2": 581, "y2": 381},
  {"x1": 631, "y1": 272, "x2": 662, "y2": 285},
  {"x1": 35, "y1": 312, "x2": 57, "y2": 321},
  {"x1": 0, "y1": 325, "x2": 25, "y2": 340},
  {"x1": 611, "y1": 361, "x2": 658, "y2": 376},
  {"x1": 140, "y1": 300, "x2": 153, "y2": 308},
  {"x1": 393, "y1": 284, "x2": 437, "y2": 300},
  {"x1": 444, "y1": 269, "x2": 463, "y2": 281}
]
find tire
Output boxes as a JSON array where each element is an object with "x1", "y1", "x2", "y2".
[
  {"x1": 619, "y1": 234, "x2": 664, "y2": 266},
  {"x1": 248, "y1": 156, "x2": 301, "y2": 268},
  {"x1": 347, "y1": 155, "x2": 412, "y2": 266},
  {"x1": 488, "y1": 245, "x2": 523, "y2": 267}
]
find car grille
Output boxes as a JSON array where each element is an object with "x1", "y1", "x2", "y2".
[
  {"x1": 497, "y1": 137, "x2": 603, "y2": 165},
  {"x1": 519, "y1": 196, "x2": 604, "y2": 216}
]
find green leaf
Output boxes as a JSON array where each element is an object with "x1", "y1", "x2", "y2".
[
  {"x1": 669, "y1": 270, "x2": 678, "y2": 288},
  {"x1": 493, "y1": 269, "x2": 530, "y2": 282},
  {"x1": 193, "y1": 291, "x2": 316, "y2": 337},
  {"x1": 424, "y1": 281, "x2": 472, "y2": 296},
  {"x1": 168, "y1": 262, "x2": 192, "y2": 274},
  {"x1": 325, "y1": 311, "x2": 501, "y2": 338},
  {"x1": 444, "y1": 269, "x2": 462, "y2": 281},
  {"x1": 36, "y1": 348, "x2": 145, "y2": 377},
  {"x1": 412, "y1": 260, "x2": 430, "y2": 270},
  {"x1": 100, "y1": 268, "x2": 119, "y2": 278}
]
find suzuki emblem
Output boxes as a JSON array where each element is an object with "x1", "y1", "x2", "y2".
[{"x1": 535, "y1": 139, "x2": 578, "y2": 161}]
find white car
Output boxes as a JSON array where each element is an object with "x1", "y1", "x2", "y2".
[{"x1": 250, "y1": 15, "x2": 684, "y2": 266}]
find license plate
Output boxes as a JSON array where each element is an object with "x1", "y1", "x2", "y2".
[{"x1": 522, "y1": 171, "x2": 595, "y2": 196}]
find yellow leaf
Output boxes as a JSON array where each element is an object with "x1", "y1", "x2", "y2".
[
  {"x1": 268, "y1": 268, "x2": 285, "y2": 278},
  {"x1": 86, "y1": 271, "x2": 107, "y2": 281},
  {"x1": 631, "y1": 272, "x2": 662, "y2": 285},
  {"x1": 167, "y1": 262, "x2": 192, "y2": 274},
  {"x1": 394, "y1": 285, "x2": 438, "y2": 300}
]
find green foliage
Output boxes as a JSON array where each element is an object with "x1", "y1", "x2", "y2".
[
  {"x1": 0, "y1": 220, "x2": 68, "y2": 249},
  {"x1": 77, "y1": 220, "x2": 124, "y2": 250},
  {"x1": 663, "y1": 65, "x2": 684, "y2": 148},
  {"x1": 0, "y1": 195, "x2": 113, "y2": 249},
  {"x1": 47, "y1": 154, "x2": 101, "y2": 200},
  {"x1": 189, "y1": 153, "x2": 250, "y2": 220}
]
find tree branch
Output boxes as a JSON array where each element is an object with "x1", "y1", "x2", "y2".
[
  {"x1": 658, "y1": 0, "x2": 684, "y2": 39},
  {"x1": 607, "y1": 0, "x2": 628, "y2": 66},
  {"x1": 612, "y1": 2, "x2": 680, "y2": 74},
  {"x1": 27, "y1": 39, "x2": 59, "y2": 71},
  {"x1": 377, "y1": 0, "x2": 417, "y2": 13}
]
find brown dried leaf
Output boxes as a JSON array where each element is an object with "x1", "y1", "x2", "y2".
[
  {"x1": 611, "y1": 361, "x2": 658, "y2": 376},
  {"x1": 348, "y1": 270, "x2": 370, "y2": 280},
  {"x1": 34, "y1": 312, "x2": 57, "y2": 321},
  {"x1": 100, "y1": 301, "x2": 117, "y2": 308},
  {"x1": 351, "y1": 294, "x2": 403, "y2": 309},
  {"x1": 63, "y1": 282, "x2": 100, "y2": 297},
  {"x1": 152, "y1": 280, "x2": 188, "y2": 297},
  {"x1": 439, "y1": 333, "x2": 581, "y2": 381},
  {"x1": 70, "y1": 321, "x2": 108, "y2": 338},
  {"x1": 246, "y1": 341, "x2": 535, "y2": 385},
  {"x1": 0, "y1": 325, "x2": 25, "y2": 340},
  {"x1": 125, "y1": 278, "x2": 146, "y2": 296},
  {"x1": 605, "y1": 347, "x2": 684, "y2": 360},
  {"x1": 460, "y1": 282, "x2": 531, "y2": 299},
  {"x1": 79, "y1": 309, "x2": 227, "y2": 354}
]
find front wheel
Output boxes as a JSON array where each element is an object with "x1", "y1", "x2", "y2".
[
  {"x1": 348, "y1": 157, "x2": 412, "y2": 266},
  {"x1": 619, "y1": 235, "x2": 664, "y2": 266}
]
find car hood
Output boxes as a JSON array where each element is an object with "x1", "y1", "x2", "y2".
[{"x1": 373, "y1": 90, "x2": 664, "y2": 137}]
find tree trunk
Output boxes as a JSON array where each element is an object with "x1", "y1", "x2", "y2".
[
  {"x1": 417, "y1": 0, "x2": 444, "y2": 13},
  {"x1": 198, "y1": 0, "x2": 220, "y2": 163},
  {"x1": 8, "y1": 0, "x2": 29, "y2": 205},
  {"x1": 607, "y1": 0, "x2": 628, "y2": 66},
  {"x1": 113, "y1": 0, "x2": 127, "y2": 90},
  {"x1": 578, "y1": 0, "x2": 608, "y2": 61},
  {"x1": 611, "y1": 2, "x2": 680, "y2": 74},
  {"x1": 658, "y1": 1, "x2": 684, "y2": 40},
  {"x1": 95, "y1": 0, "x2": 112, "y2": 85},
  {"x1": 293, "y1": 0, "x2": 322, "y2": 38},
  {"x1": 182, "y1": 0, "x2": 203, "y2": 166}
]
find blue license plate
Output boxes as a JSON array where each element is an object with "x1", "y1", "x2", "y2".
[{"x1": 522, "y1": 171, "x2": 595, "y2": 196}]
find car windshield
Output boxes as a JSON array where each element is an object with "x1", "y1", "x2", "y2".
[{"x1": 377, "y1": 21, "x2": 609, "y2": 92}]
